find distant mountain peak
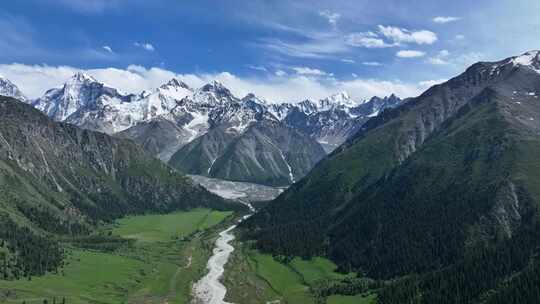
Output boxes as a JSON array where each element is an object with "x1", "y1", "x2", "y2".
[
  {"x1": 201, "y1": 80, "x2": 228, "y2": 92},
  {"x1": 197, "y1": 81, "x2": 234, "y2": 103},
  {"x1": 242, "y1": 93, "x2": 269, "y2": 105},
  {"x1": 69, "y1": 72, "x2": 98, "y2": 83},
  {"x1": 318, "y1": 91, "x2": 354, "y2": 110},
  {"x1": 161, "y1": 78, "x2": 191, "y2": 90},
  {"x1": 0, "y1": 76, "x2": 27, "y2": 102}
]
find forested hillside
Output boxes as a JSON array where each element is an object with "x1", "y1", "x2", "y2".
[
  {"x1": 242, "y1": 51, "x2": 540, "y2": 303},
  {"x1": 0, "y1": 96, "x2": 239, "y2": 279}
]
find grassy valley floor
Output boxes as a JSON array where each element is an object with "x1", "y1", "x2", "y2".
[
  {"x1": 0, "y1": 208, "x2": 233, "y2": 304},
  {"x1": 223, "y1": 240, "x2": 377, "y2": 304}
]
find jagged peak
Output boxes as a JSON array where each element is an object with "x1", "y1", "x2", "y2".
[
  {"x1": 161, "y1": 78, "x2": 191, "y2": 90},
  {"x1": 199, "y1": 80, "x2": 230, "y2": 92},
  {"x1": 0, "y1": 76, "x2": 27, "y2": 102},
  {"x1": 328, "y1": 91, "x2": 351, "y2": 101},
  {"x1": 242, "y1": 93, "x2": 269, "y2": 105},
  {"x1": 243, "y1": 93, "x2": 257, "y2": 99},
  {"x1": 69, "y1": 72, "x2": 98, "y2": 83},
  {"x1": 318, "y1": 91, "x2": 355, "y2": 109}
]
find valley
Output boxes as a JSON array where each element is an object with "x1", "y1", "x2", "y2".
[
  {"x1": 0, "y1": 7, "x2": 538, "y2": 301},
  {"x1": 0, "y1": 208, "x2": 233, "y2": 304}
]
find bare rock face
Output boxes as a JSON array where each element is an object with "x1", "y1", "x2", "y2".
[{"x1": 170, "y1": 119, "x2": 326, "y2": 187}]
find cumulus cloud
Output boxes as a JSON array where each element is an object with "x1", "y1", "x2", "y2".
[
  {"x1": 345, "y1": 32, "x2": 395, "y2": 48},
  {"x1": 341, "y1": 59, "x2": 355, "y2": 64},
  {"x1": 0, "y1": 63, "x2": 433, "y2": 102},
  {"x1": 319, "y1": 10, "x2": 341, "y2": 28},
  {"x1": 396, "y1": 50, "x2": 426, "y2": 58},
  {"x1": 134, "y1": 42, "x2": 155, "y2": 51},
  {"x1": 432, "y1": 16, "x2": 461, "y2": 24},
  {"x1": 378, "y1": 25, "x2": 438, "y2": 45},
  {"x1": 292, "y1": 67, "x2": 328, "y2": 76}
]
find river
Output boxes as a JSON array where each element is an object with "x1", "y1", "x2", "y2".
[{"x1": 191, "y1": 202, "x2": 255, "y2": 304}]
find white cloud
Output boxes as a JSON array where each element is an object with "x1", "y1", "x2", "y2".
[
  {"x1": 275, "y1": 70, "x2": 287, "y2": 77},
  {"x1": 425, "y1": 51, "x2": 484, "y2": 68},
  {"x1": 134, "y1": 42, "x2": 155, "y2": 51},
  {"x1": 362, "y1": 61, "x2": 382, "y2": 66},
  {"x1": 454, "y1": 52, "x2": 485, "y2": 67},
  {"x1": 247, "y1": 65, "x2": 267, "y2": 72},
  {"x1": 396, "y1": 50, "x2": 426, "y2": 58},
  {"x1": 345, "y1": 32, "x2": 395, "y2": 48},
  {"x1": 292, "y1": 66, "x2": 327, "y2": 76},
  {"x1": 258, "y1": 37, "x2": 348, "y2": 58},
  {"x1": 0, "y1": 63, "x2": 431, "y2": 102},
  {"x1": 418, "y1": 79, "x2": 447, "y2": 89},
  {"x1": 432, "y1": 16, "x2": 461, "y2": 24},
  {"x1": 319, "y1": 10, "x2": 341, "y2": 28},
  {"x1": 378, "y1": 25, "x2": 438, "y2": 45},
  {"x1": 351, "y1": 73, "x2": 358, "y2": 78},
  {"x1": 341, "y1": 59, "x2": 355, "y2": 64},
  {"x1": 455, "y1": 34, "x2": 465, "y2": 40},
  {"x1": 427, "y1": 50, "x2": 450, "y2": 65},
  {"x1": 102, "y1": 46, "x2": 113, "y2": 53}
]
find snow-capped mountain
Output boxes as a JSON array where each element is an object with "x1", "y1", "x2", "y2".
[
  {"x1": 32, "y1": 72, "x2": 140, "y2": 132},
  {"x1": 0, "y1": 76, "x2": 27, "y2": 102},
  {"x1": 11, "y1": 72, "x2": 402, "y2": 185},
  {"x1": 269, "y1": 92, "x2": 403, "y2": 151}
]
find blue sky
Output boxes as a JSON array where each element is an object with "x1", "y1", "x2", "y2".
[{"x1": 0, "y1": 0, "x2": 539, "y2": 101}]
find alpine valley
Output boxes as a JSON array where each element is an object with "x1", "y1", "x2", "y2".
[{"x1": 2, "y1": 47, "x2": 540, "y2": 304}]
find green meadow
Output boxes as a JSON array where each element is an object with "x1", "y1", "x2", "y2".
[
  {"x1": 0, "y1": 208, "x2": 232, "y2": 304},
  {"x1": 224, "y1": 243, "x2": 376, "y2": 304}
]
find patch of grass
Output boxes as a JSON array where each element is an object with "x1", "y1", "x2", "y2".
[
  {"x1": 289, "y1": 257, "x2": 351, "y2": 285},
  {"x1": 250, "y1": 252, "x2": 314, "y2": 303},
  {"x1": 0, "y1": 208, "x2": 232, "y2": 304},
  {"x1": 224, "y1": 244, "x2": 369, "y2": 304},
  {"x1": 0, "y1": 249, "x2": 148, "y2": 303},
  {"x1": 112, "y1": 208, "x2": 231, "y2": 242}
]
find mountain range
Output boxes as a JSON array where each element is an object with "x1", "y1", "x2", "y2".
[
  {"x1": 1, "y1": 73, "x2": 402, "y2": 186},
  {"x1": 242, "y1": 50, "x2": 540, "y2": 303}
]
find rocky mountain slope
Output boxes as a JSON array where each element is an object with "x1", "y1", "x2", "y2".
[
  {"x1": 170, "y1": 119, "x2": 326, "y2": 186},
  {"x1": 242, "y1": 50, "x2": 540, "y2": 304},
  {"x1": 0, "y1": 96, "x2": 238, "y2": 279}
]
